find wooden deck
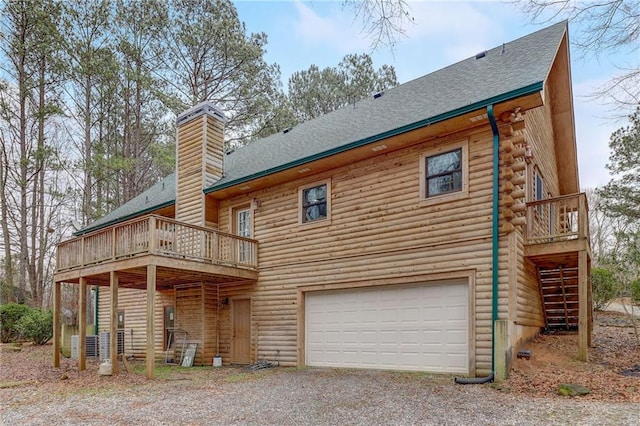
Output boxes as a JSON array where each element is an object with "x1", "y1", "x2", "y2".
[
  {"x1": 523, "y1": 193, "x2": 592, "y2": 360},
  {"x1": 53, "y1": 215, "x2": 259, "y2": 377},
  {"x1": 524, "y1": 193, "x2": 590, "y2": 259},
  {"x1": 54, "y1": 215, "x2": 258, "y2": 289}
]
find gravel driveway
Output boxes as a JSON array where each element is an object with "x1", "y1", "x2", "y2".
[{"x1": 2, "y1": 367, "x2": 638, "y2": 425}]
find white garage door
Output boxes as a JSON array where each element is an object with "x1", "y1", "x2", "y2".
[{"x1": 305, "y1": 280, "x2": 469, "y2": 373}]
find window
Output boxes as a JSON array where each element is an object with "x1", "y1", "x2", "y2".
[
  {"x1": 236, "y1": 208, "x2": 252, "y2": 238},
  {"x1": 531, "y1": 167, "x2": 552, "y2": 234},
  {"x1": 419, "y1": 140, "x2": 468, "y2": 205},
  {"x1": 299, "y1": 181, "x2": 330, "y2": 224},
  {"x1": 233, "y1": 206, "x2": 252, "y2": 264},
  {"x1": 533, "y1": 170, "x2": 544, "y2": 201},
  {"x1": 425, "y1": 148, "x2": 462, "y2": 197}
]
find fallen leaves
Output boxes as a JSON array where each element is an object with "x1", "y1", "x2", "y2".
[
  {"x1": 1, "y1": 311, "x2": 638, "y2": 403},
  {"x1": 504, "y1": 311, "x2": 640, "y2": 402}
]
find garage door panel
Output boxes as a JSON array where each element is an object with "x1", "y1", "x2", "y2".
[{"x1": 305, "y1": 280, "x2": 469, "y2": 373}]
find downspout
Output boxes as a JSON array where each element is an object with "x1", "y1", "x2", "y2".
[{"x1": 455, "y1": 104, "x2": 499, "y2": 384}]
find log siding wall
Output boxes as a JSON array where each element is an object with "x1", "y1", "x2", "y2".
[
  {"x1": 97, "y1": 287, "x2": 173, "y2": 361},
  {"x1": 94, "y1": 104, "x2": 563, "y2": 375},
  {"x1": 510, "y1": 103, "x2": 557, "y2": 348},
  {"x1": 525, "y1": 105, "x2": 560, "y2": 200},
  {"x1": 220, "y1": 127, "x2": 505, "y2": 375},
  {"x1": 176, "y1": 112, "x2": 224, "y2": 226}
]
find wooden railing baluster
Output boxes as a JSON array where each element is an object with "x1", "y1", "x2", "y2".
[
  {"x1": 55, "y1": 214, "x2": 259, "y2": 272},
  {"x1": 525, "y1": 193, "x2": 588, "y2": 245}
]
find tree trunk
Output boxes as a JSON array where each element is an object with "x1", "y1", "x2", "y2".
[
  {"x1": 0, "y1": 142, "x2": 13, "y2": 295},
  {"x1": 18, "y1": 9, "x2": 29, "y2": 304},
  {"x1": 83, "y1": 74, "x2": 92, "y2": 224}
]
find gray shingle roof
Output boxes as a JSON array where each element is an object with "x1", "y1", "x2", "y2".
[
  {"x1": 79, "y1": 174, "x2": 175, "y2": 234},
  {"x1": 208, "y1": 21, "x2": 566, "y2": 192},
  {"x1": 78, "y1": 21, "x2": 567, "y2": 235}
]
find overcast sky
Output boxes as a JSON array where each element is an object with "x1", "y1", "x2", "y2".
[{"x1": 234, "y1": 0, "x2": 636, "y2": 190}]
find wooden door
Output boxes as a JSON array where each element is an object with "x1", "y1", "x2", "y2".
[{"x1": 231, "y1": 299, "x2": 251, "y2": 364}]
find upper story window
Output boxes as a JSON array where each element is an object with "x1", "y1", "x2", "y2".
[
  {"x1": 425, "y1": 148, "x2": 462, "y2": 197},
  {"x1": 299, "y1": 180, "x2": 330, "y2": 224},
  {"x1": 533, "y1": 168, "x2": 544, "y2": 201},
  {"x1": 420, "y1": 140, "x2": 469, "y2": 205},
  {"x1": 232, "y1": 205, "x2": 253, "y2": 264}
]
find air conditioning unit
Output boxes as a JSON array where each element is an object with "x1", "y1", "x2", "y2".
[
  {"x1": 71, "y1": 335, "x2": 78, "y2": 359},
  {"x1": 86, "y1": 335, "x2": 99, "y2": 357},
  {"x1": 99, "y1": 330, "x2": 125, "y2": 361},
  {"x1": 70, "y1": 335, "x2": 100, "y2": 359}
]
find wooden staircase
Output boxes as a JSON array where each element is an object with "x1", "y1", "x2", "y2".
[{"x1": 537, "y1": 265, "x2": 579, "y2": 330}]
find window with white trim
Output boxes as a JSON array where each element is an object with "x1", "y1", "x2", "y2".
[{"x1": 232, "y1": 205, "x2": 253, "y2": 264}]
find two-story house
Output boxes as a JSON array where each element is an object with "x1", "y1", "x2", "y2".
[{"x1": 53, "y1": 21, "x2": 592, "y2": 381}]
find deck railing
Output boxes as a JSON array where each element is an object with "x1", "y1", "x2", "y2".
[
  {"x1": 56, "y1": 215, "x2": 258, "y2": 271},
  {"x1": 525, "y1": 193, "x2": 589, "y2": 245}
]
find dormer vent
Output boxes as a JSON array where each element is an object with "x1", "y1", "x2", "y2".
[
  {"x1": 373, "y1": 91, "x2": 384, "y2": 99},
  {"x1": 475, "y1": 51, "x2": 487, "y2": 60},
  {"x1": 283, "y1": 127, "x2": 293, "y2": 134}
]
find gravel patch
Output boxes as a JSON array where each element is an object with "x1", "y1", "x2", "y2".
[{"x1": 2, "y1": 367, "x2": 639, "y2": 425}]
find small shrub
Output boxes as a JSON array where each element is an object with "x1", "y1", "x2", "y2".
[
  {"x1": 16, "y1": 309, "x2": 52, "y2": 345},
  {"x1": 0, "y1": 303, "x2": 33, "y2": 343},
  {"x1": 591, "y1": 268, "x2": 619, "y2": 310},
  {"x1": 631, "y1": 278, "x2": 640, "y2": 305}
]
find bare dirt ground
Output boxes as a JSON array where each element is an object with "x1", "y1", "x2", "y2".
[
  {"x1": 501, "y1": 310, "x2": 640, "y2": 402},
  {"x1": 0, "y1": 312, "x2": 640, "y2": 425}
]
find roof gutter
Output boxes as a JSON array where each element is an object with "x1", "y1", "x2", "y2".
[
  {"x1": 456, "y1": 104, "x2": 499, "y2": 384},
  {"x1": 205, "y1": 82, "x2": 543, "y2": 194}
]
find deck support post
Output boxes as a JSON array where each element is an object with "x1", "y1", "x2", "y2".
[
  {"x1": 578, "y1": 250, "x2": 588, "y2": 361},
  {"x1": 53, "y1": 281, "x2": 61, "y2": 368},
  {"x1": 110, "y1": 271, "x2": 119, "y2": 374},
  {"x1": 79, "y1": 277, "x2": 87, "y2": 370},
  {"x1": 494, "y1": 320, "x2": 509, "y2": 382},
  {"x1": 146, "y1": 263, "x2": 156, "y2": 379}
]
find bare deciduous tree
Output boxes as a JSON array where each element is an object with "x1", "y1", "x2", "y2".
[
  {"x1": 343, "y1": 0, "x2": 414, "y2": 50},
  {"x1": 515, "y1": 0, "x2": 639, "y2": 114}
]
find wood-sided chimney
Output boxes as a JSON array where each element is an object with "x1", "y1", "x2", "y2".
[{"x1": 175, "y1": 102, "x2": 225, "y2": 226}]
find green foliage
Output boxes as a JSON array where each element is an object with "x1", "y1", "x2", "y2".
[
  {"x1": 631, "y1": 278, "x2": 640, "y2": 305},
  {"x1": 16, "y1": 309, "x2": 53, "y2": 345},
  {"x1": 595, "y1": 109, "x2": 640, "y2": 300},
  {"x1": 0, "y1": 303, "x2": 32, "y2": 343},
  {"x1": 288, "y1": 53, "x2": 398, "y2": 123},
  {"x1": 162, "y1": 0, "x2": 283, "y2": 146},
  {"x1": 598, "y1": 107, "x2": 640, "y2": 223},
  {"x1": 591, "y1": 267, "x2": 619, "y2": 310}
]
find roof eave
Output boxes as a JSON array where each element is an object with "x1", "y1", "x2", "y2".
[
  {"x1": 73, "y1": 200, "x2": 175, "y2": 236},
  {"x1": 204, "y1": 81, "x2": 544, "y2": 195}
]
